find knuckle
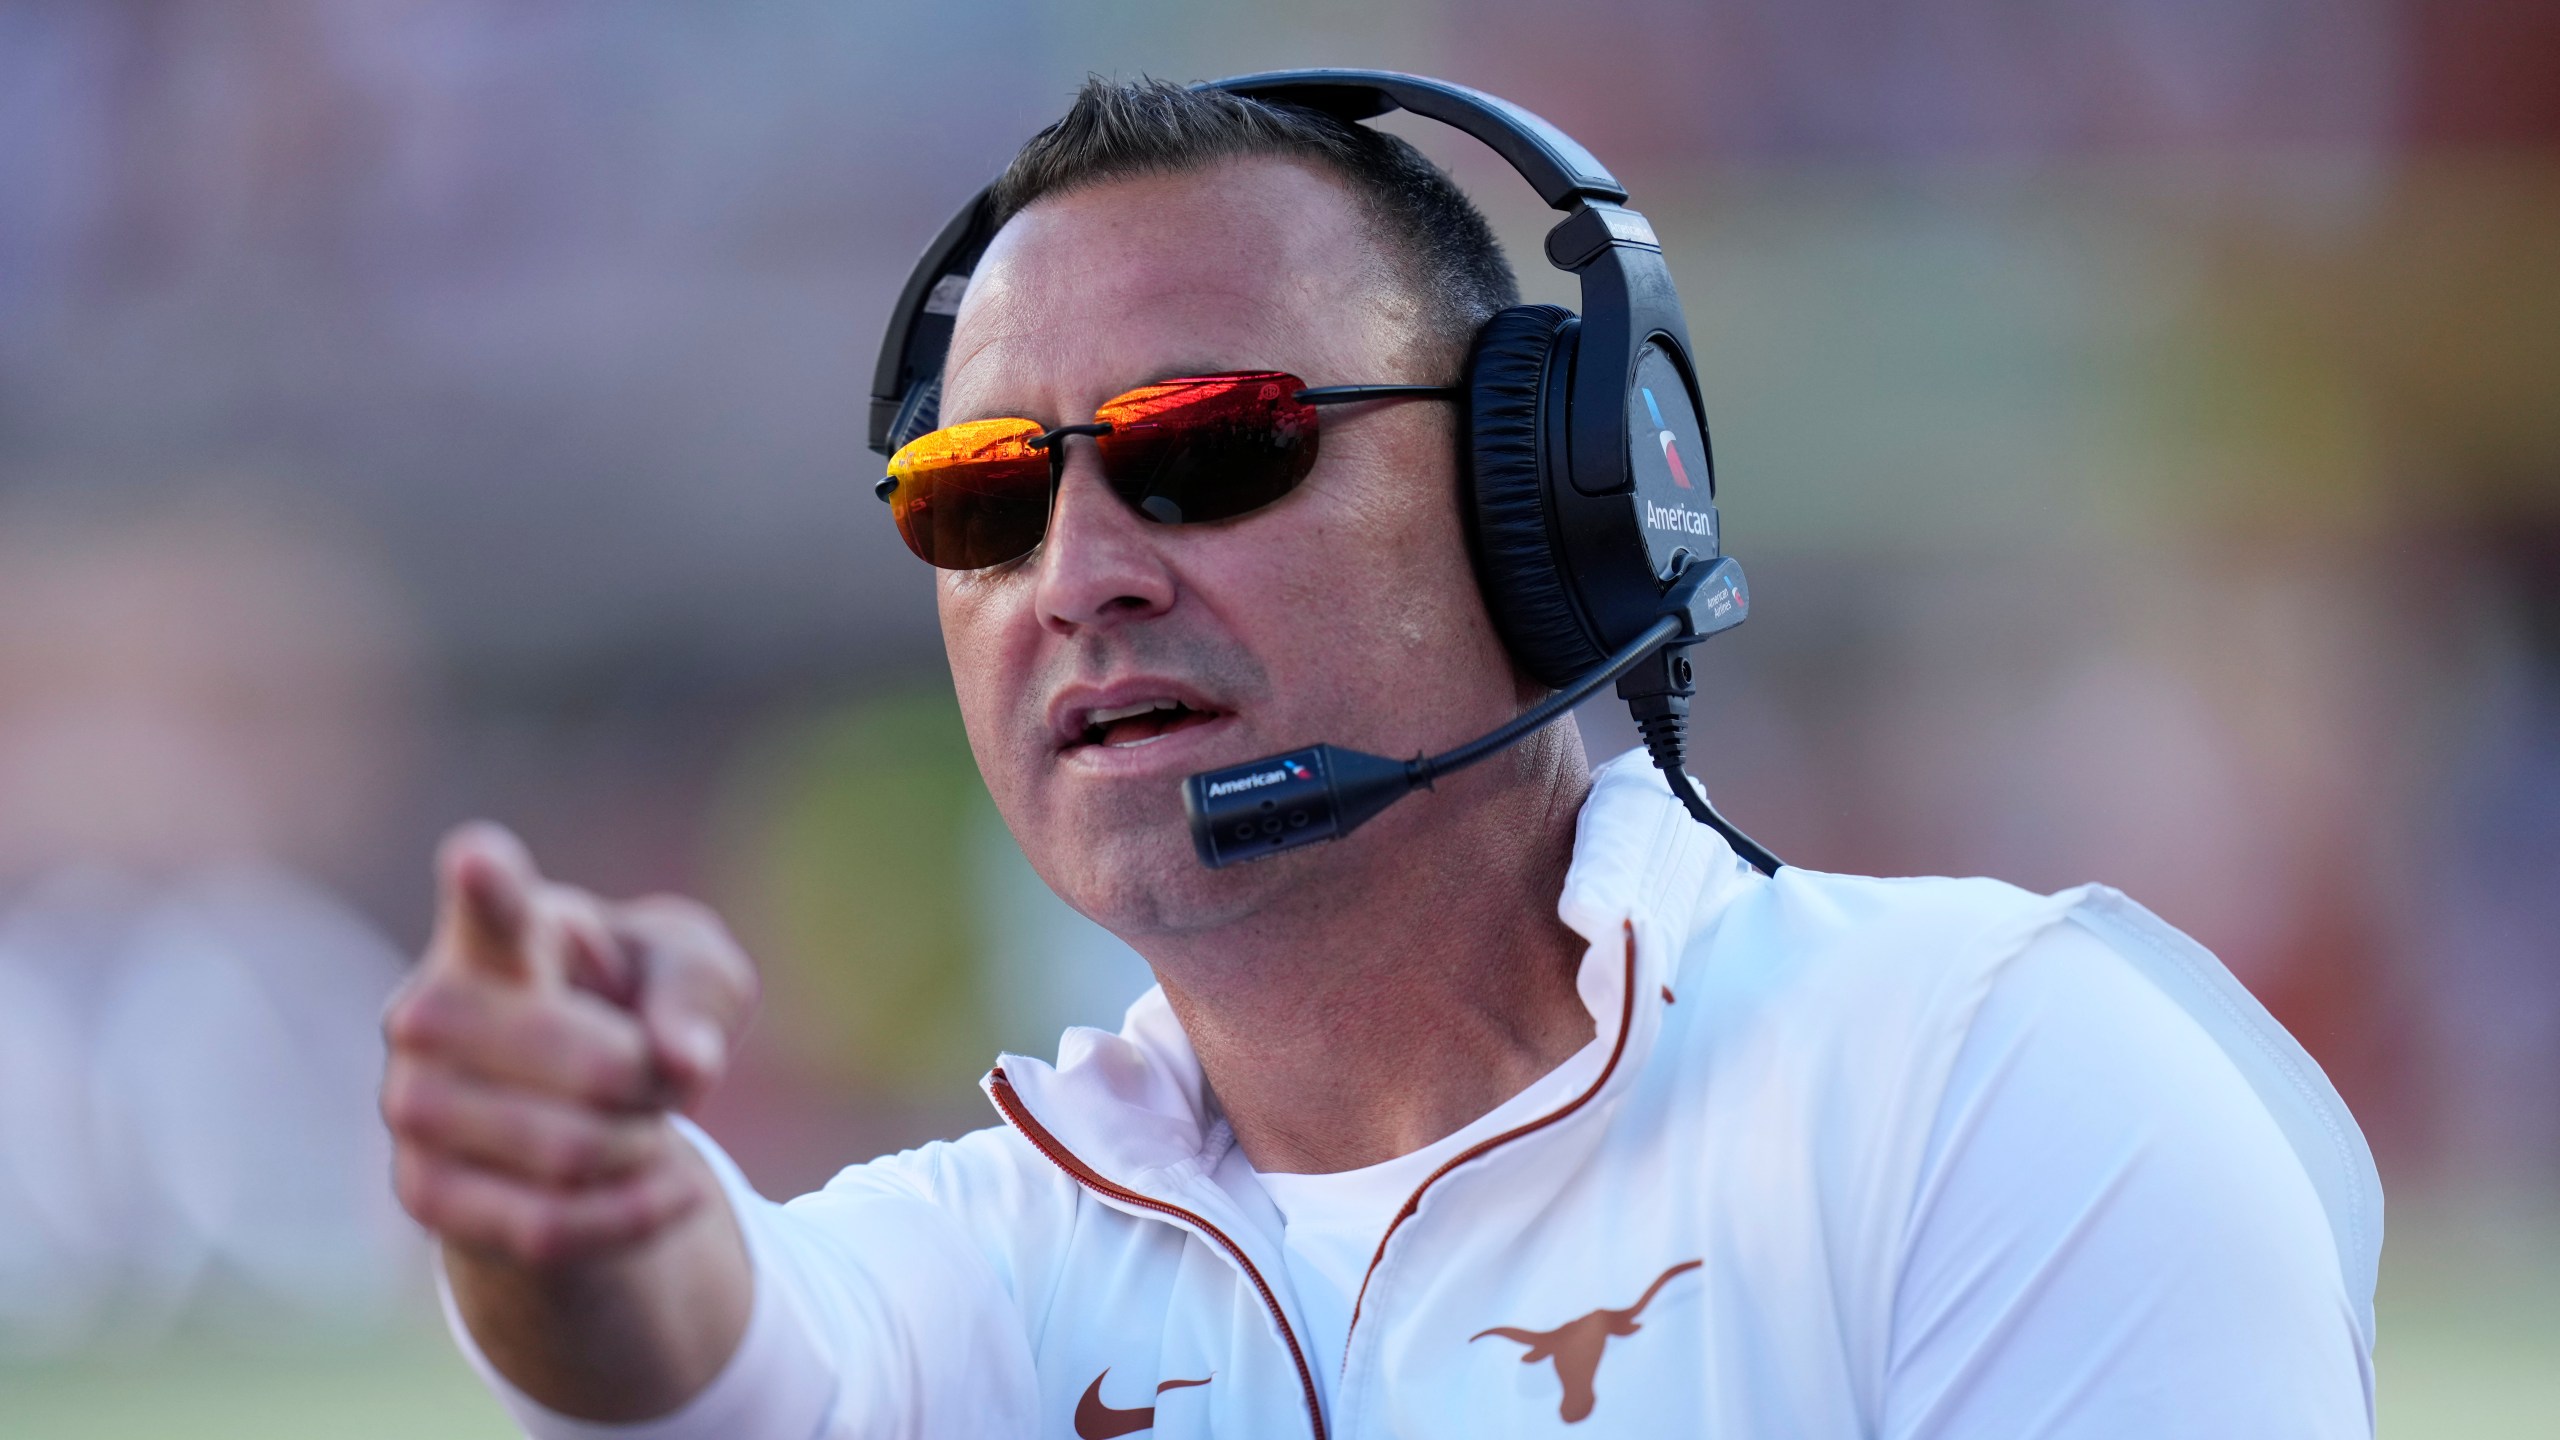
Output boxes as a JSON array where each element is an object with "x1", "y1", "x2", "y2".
[
  {"x1": 662, "y1": 912, "x2": 757, "y2": 1001},
  {"x1": 577, "y1": 1049, "x2": 646, "y2": 1105},
  {"x1": 433, "y1": 825, "x2": 485, "y2": 881},
  {"x1": 506, "y1": 1214, "x2": 552, "y2": 1260},
  {"x1": 639, "y1": 896, "x2": 747, "y2": 971},
  {"x1": 509, "y1": 1000, "x2": 567, "y2": 1052},
  {"x1": 511, "y1": 1210, "x2": 564, "y2": 1266},
  {"x1": 657, "y1": 1176, "x2": 708, "y2": 1232},
  {"x1": 380, "y1": 972, "x2": 424, "y2": 1040},
  {"x1": 380, "y1": 1068, "x2": 432, "y2": 1134},
  {"x1": 654, "y1": 1163, "x2": 705, "y2": 1221},
  {"x1": 607, "y1": 1179, "x2": 673, "y2": 1240},
  {"x1": 529, "y1": 880, "x2": 600, "y2": 929},
  {"x1": 392, "y1": 1156, "x2": 445, "y2": 1226},
  {"x1": 380, "y1": 986, "x2": 434, "y2": 1047},
  {"x1": 624, "y1": 1122, "x2": 668, "y2": 1173},
  {"x1": 696, "y1": 931, "x2": 756, "y2": 993},
  {"x1": 629, "y1": 892, "x2": 717, "y2": 933},
  {"x1": 550, "y1": 894, "x2": 609, "y2": 944},
  {"x1": 536, "y1": 1126, "x2": 602, "y2": 1182},
  {"x1": 519, "y1": 999, "x2": 608, "y2": 1064},
  {"x1": 385, "y1": 977, "x2": 478, "y2": 1050}
]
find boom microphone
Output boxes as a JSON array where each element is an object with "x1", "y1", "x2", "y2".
[{"x1": 1183, "y1": 558, "x2": 1780, "y2": 874}]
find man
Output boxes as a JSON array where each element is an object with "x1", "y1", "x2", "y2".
[{"x1": 383, "y1": 79, "x2": 2378, "y2": 1437}]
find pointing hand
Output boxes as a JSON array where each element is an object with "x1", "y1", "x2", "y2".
[{"x1": 381, "y1": 823, "x2": 759, "y2": 1268}]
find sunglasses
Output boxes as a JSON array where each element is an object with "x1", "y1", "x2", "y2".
[{"x1": 875, "y1": 370, "x2": 1459, "y2": 569}]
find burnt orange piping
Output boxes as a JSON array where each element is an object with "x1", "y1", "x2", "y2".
[
  {"x1": 1340, "y1": 920, "x2": 1643, "y2": 1355},
  {"x1": 989, "y1": 1069, "x2": 1328, "y2": 1440}
]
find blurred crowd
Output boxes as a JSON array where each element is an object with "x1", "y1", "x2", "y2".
[
  {"x1": 0, "y1": 494, "x2": 421, "y2": 1350},
  {"x1": 0, "y1": 0, "x2": 2553, "y2": 1365}
]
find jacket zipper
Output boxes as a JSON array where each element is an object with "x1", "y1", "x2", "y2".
[
  {"x1": 1341, "y1": 921, "x2": 1643, "y2": 1350},
  {"x1": 988, "y1": 1069, "x2": 1329, "y2": 1440}
]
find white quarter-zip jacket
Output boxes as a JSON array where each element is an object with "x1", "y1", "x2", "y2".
[{"x1": 454, "y1": 752, "x2": 2381, "y2": 1438}]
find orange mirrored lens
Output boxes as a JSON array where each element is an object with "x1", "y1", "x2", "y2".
[
  {"x1": 879, "y1": 374, "x2": 1323, "y2": 569},
  {"x1": 1095, "y1": 372, "x2": 1317, "y2": 525},
  {"x1": 884, "y1": 417, "x2": 1050, "y2": 568}
]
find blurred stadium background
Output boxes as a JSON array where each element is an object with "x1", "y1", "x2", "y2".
[{"x1": 1, "y1": 1, "x2": 2554, "y2": 1434}]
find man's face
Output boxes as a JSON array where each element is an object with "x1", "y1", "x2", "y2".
[{"x1": 936, "y1": 156, "x2": 1525, "y2": 938}]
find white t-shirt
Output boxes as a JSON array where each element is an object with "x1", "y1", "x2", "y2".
[{"x1": 1216, "y1": 1034, "x2": 1607, "y2": 1404}]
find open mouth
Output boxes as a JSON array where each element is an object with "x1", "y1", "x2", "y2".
[{"x1": 1078, "y1": 699, "x2": 1223, "y2": 750}]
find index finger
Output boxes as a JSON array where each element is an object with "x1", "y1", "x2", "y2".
[{"x1": 433, "y1": 822, "x2": 539, "y2": 982}]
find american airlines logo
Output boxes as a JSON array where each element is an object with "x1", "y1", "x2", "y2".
[
  {"x1": 1205, "y1": 760, "x2": 1311, "y2": 798},
  {"x1": 1642, "y1": 388, "x2": 1697, "y2": 490},
  {"x1": 1643, "y1": 499, "x2": 1714, "y2": 537}
]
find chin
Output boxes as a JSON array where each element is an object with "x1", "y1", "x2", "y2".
[{"x1": 1034, "y1": 817, "x2": 1304, "y2": 941}]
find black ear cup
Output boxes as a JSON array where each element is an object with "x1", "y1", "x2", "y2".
[{"x1": 1464, "y1": 304, "x2": 1606, "y2": 688}]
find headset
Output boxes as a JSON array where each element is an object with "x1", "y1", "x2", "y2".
[{"x1": 869, "y1": 69, "x2": 1780, "y2": 876}]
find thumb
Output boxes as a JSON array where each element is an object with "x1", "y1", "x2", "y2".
[{"x1": 433, "y1": 822, "x2": 539, "y2": 981}]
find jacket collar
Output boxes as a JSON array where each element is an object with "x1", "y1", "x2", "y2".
[{"x1": 982, "y1": 750, "x2": 1759, "y2": 1193}]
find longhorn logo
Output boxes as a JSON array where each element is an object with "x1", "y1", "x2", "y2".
[{"x1": 1471, "y1": 1259, "x2": 1703, "y2": 1423}]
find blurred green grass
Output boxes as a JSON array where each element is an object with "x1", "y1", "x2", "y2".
[
  {"x1": 2371, "y1": 1212, "x2": 2560, "y2": 1439},
  {"x1": 0, "y1": 1319, "x2": 512, "y2": 1440},
  {"x1": 2, "y1": 1213, "x2": 2552, "y2": 1437}
]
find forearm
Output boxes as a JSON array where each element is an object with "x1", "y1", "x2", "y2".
[{"x1": 446, "y1": 1142, "x2": 754, "y2": 1423}]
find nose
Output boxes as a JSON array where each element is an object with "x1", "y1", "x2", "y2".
[{"x1": 1031, "y1": 439, "x2": 1176, "y2": 635}]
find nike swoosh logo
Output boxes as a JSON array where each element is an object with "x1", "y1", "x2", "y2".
[{"x1": 1073, "y1": 1368, "x2": 1211, "y2": 1440}]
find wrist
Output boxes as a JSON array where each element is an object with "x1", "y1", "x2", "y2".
[{"x1": 444, "y1": 1142, "x2": 750, "y2": 1423}]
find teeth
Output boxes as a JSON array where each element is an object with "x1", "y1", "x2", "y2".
[{"x1": 1088, "y1": 699, "x2": 1183, "y2": 725}]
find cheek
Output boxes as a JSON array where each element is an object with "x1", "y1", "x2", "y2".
[
  {"x1": 1301, "y1": 431, "x2": 1490, "y2": 654},
  {"x1": 936, "y1": 582, "x2": 1038, "y2": 795}
]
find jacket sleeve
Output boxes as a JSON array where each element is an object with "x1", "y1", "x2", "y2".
[
  {"x1": 445, "y1": 1118, "x2": 1047, "y2": 1440},
  {"x1": 1879, "y1": 916, "x2": 2376, "y2": 1439}
]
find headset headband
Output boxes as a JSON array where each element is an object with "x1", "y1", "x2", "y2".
[{"x1": 866, "y1": 68, "x2": 1690, "y2": 473}]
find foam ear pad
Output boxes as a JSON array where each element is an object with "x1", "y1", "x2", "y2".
[{"x1": 1464, "y1": 304, "x2": 1606, "y2": 688}]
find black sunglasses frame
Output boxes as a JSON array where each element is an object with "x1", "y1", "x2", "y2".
[{"x1": 870, "y1": 381, "x2": 1461, "y2": 504}]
